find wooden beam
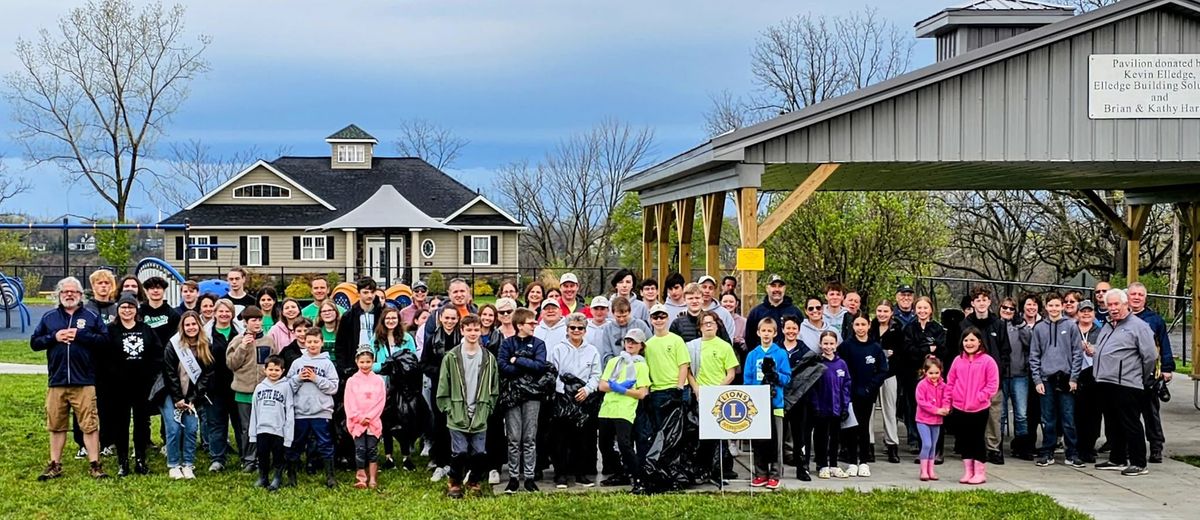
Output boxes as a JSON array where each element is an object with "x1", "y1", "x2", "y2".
[
  {"x1": 674, "y1": 198, "x2": 696, "y2": 281},
  {"x1": 1079, "y1": 190, "x2": 1132, "y2": 240},
  {"x1": 756, "y1": 163, "x2": 839, "y2": 247},
  {"x1": 642, "y1": 204, "x2": 656, "y2": 282},
  {"x1": 701, "y1": 192, "x2": 726, "y2": 279},
  {"x1": 1182, "y1": 203, "x2": 1200, "y2": 377},
  {"x1": 1126, "y1": 204, "x2": 1152, "y2": 284},
  {"x1": 655, "y1": 203, "x2": 672, "y2": 285},
  {"x1": 735, "y1": 187, "x2": 759, "y2": 315}
]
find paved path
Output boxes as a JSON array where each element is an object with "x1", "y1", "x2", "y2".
[{"x1": 0, "y1": 363, "x2": 44, "y2": 374}]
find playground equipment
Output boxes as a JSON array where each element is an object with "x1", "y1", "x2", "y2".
[
  {"x1": 198, "y1": 279, "x2": 230, "y2": 298},
  {"x1": 0, "y1": 273, "x2": 31, "y2": 333},
  {"x1": 135, "y1": 258, "x2": 186, "y2": 306},
  {"x1": 331, "y1": 283, "x2": 414, "y2": 311}
]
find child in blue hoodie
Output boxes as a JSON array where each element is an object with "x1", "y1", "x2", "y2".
[
  {"x1": 811, "y1": 331, "x2": 851, "y2": 479},
  {"x1": 743, "y1": 318, "x2": 792, "y2": 489}
]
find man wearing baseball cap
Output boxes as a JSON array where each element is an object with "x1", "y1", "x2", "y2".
[
  {"x1": 744, "y1": 275, "x2": 800, "y2": 347},
  {"x1": 399, "y1": 280, "x2": 430, "y2": 325},
  {"x1": 698, "y1": 276, "x2": 735, "y2": 337},
  {"x1": 557, "y1": 273, "x2": 592, "y2": 318},
  {"x1": 586, "y1": 296, "x2": 611, "y2": 349},
  {"x1": 533, "y1": 299, "x2": 568, "y2": 348},
  {"x1": 894, "y1": 285, "x2": 917, "y2": 328},
  {"x1": 635, "y1": 303, "x2": 691, "y2": 491}
]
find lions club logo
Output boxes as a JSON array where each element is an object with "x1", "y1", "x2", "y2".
[
  {"x1": 75, "y1": 319, "x2": 87, "y2": 329},
  {"x1": 711, "y1": 389, "x2": 758, "y2": 434}
]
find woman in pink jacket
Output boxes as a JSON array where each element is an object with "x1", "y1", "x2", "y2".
[
  {"x1": 945, "y1": 327, "x2": 999, "y2": 485},
  {"x1": 345, "y1": 347, "x2": 386, "y2": 489}
]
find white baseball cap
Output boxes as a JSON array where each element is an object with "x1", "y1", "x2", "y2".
[
  {"x1": 559, "y1": 273, "x2": 579, "y2": 285},
  {"x1": 590, "y1": 296, "x2": 610, "y2": 308}
]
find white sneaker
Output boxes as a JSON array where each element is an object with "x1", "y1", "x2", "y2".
[
  {"x1": 831, "y1": 467, "x2": 848, "y2": 479},
  {"x1": 75, "y1": 447, "x2": 88, "y2": 460},
  {"x1": 430, "y1": 465, "x2": 449, "y2": 482},
  {"x1": 169, "y1": 467, "x2": 184, "y2": 480},
  {"x1": 817, "y1": 467, "x2": 831, "y2": 479},
  {"x1": 100, "y1": 445, "x2": 116, "y2": 457},
  {"x1": 181, "y1": 466, "x2": 196, "y2": 479},
  {"x1": 728, "y1": 441, "x2": 740, "y2": 457},
  {"x1": 427, "y1": 460, "x2": 437, "y2": 470},
  {"x1": 488, "y1": 470, "x2": 500, "y2": 485},
  {"x1": 160, "y1": 446, "x2": 167, "y2": 456},
  {"x1": 420, "y1": 444, "x2": 431, "y2": 457},
  {"x1": 846, "y1": 464, "x2": 859, "y2": 477},
  {"x1": 858, "y1": 464, "x2": 871, "y2": 477},
  {"x1": 208, "y1": 461, "x2": 224, "y2": 473}
]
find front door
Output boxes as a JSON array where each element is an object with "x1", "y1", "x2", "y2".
[{"x1": 364, "y1": 236, "x2": 405, "y2": 285}]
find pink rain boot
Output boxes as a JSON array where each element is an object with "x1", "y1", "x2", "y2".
[
  {"x1": 959, "y1": 459, "x2": 975, "y2": 484},
  {"x1": 928, "y1": 460, "x2": 939, "y2": 481},
  {"x1": 919, "y1": 460, "x2": 930, "y2": 481},
  {"x1": 968, "y1": 461, "x2": 987, "y2": 485}
]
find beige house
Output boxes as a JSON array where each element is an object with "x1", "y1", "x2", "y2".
[{"x1": 160, "y1": 125, "x2": 523, "y2": 286}]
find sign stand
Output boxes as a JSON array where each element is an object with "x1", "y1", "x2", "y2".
[{"x1": 699, "y1": 385, "x2": 771, "y2": 496}]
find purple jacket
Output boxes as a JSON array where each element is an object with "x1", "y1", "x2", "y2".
[{"x1": 809, "y1": 355, "x2": 852, "y2": 418}]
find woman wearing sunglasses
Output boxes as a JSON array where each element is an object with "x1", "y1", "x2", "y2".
[{"x1": 546, "y1": 313, "x2": 601, "y2": 488}]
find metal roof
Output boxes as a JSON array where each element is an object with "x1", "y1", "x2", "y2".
[{"x1": 310, "y1": 185, "x2": 456, "y2": 231}]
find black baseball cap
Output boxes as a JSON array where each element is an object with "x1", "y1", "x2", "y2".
[
  {"x1": 896, "y1": 284, "x2": 914, "y2": 294},
  {"x1": 767, "y1": 274, "x2": 786, "y2": 286}
]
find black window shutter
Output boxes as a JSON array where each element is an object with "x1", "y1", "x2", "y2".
[
  {"x1": 325, "y1": 236, "x2": 334, "y2": 260},
  {"x1": 175, "y1": 236, "x2": 184, "y2": 260},
  {"x1": 210, "y1": 236, "x2": 219, "y2": 260},
  {"x1": 262, "y1": 237, "x2": 270, "y2": 266},
  {"x1": 239, "y1": 236, "x2": 248, "y2": 265},
  {"x1": 490, "y1": 236, "x2": 499, "y2": 265},
  {"x1": 463, "y1": 236, "x2": 471, "y2": 264},
  {"x1": 293, "y1": 236, "x2": 301, "y2": 260}
]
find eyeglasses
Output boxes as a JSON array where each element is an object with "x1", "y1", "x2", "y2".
[
  {"x1": 498, "y1": 310, "x2": 513, "y2": 315},
  {"x1": 59, "y1": 290, "x2": 81, "y2": 295},
  {"x1": 567, "y1": 326, "x2": 587, "y2": 331},
  {"x1": 1065, "y1": 300, "x2": 1077, "y2": 304},
  {"x1": 1000, "y1": 306, "x2": 1016, "y2": 311},
  {"x1": 701, "y1": 321, "x2": 717, "y2": 327},
  {"x1": 806, "y1": 306, "x2": 821, "y2": 311}
]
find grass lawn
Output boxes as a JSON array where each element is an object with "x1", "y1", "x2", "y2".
[
  {"x1": 0, "y1": 338, "x2": 42, "y2": 364},
  {"x1": 0, "y1": 374, "x2": 1087, "y2": 520},
  {"x1": 22, "y1": 296, "x2": 55, "y2": 306},
  {"x1": 1173, "y1": 455, "x2": 1200, "y2": 469}
]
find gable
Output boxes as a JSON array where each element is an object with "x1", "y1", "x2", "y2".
[
  {"x1": 202, "y1": 165, "x2": 320, "y2": 206},
  {"x1": 442, "y1": 195, "x2": 522, "y2": 226},
  {"x1": 744, "y1": 3, "x2": 1200, "y2": 185}
]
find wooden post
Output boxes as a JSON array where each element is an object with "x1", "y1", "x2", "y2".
[
  {"x1": 1183, "y1": 203, "x2": 1200, "y2": 377},
  {"x1": 642, "y1": 204, "x2": 657, "y2": 282},
  {"x1": 1126, "y1": 204, "x2": 1151, "y2": 284},
  {"x1": 655, "y1": 203, "x2": 672, "y2": 285},
  {"x1": 734, "y1": 187, "x2": 758, "y2": 315},
  {"x1": 674, "y1": 198, "x2": 696, "y2": 281},
  {"x1": 756, "y1": 163, "x2": 839, "y2": 246},
  {"x1": 701, "y1": 192, "x2": 726, "y2": 279}
]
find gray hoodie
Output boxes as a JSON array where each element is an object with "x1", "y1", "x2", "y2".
[
  {"x1": 597, "y1": 318, "x2": 651, "y2": 368},
  {"x1": 534, "y1": 318, "x2": 568, "y2": 350},
  {"x1": 1030, "y1": 316, "x2": 1084, "y2": 385},
  {"x1": 249, "y1": 377, "x2": 295, "y2": 447},
  {"x1": 1092, "y1": 313, "x2": 1158, "y2": 390},
  {"x1": 287, "y1": 351, "x2": 339, "y2": 419},
  {"x1": 548, "y1": 339, "x2": 601, "y2": 394}
]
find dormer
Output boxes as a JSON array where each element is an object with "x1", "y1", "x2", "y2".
[
  {"x1": 915, "y1": 1, "x2": 1075, "y2": 62},
  {"x1": 325, "y1": 124, "x2": 377, "y2": 169}
]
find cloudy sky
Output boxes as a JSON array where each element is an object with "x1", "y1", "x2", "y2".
[{"x1": 0, "y1": 0, "x2": 953, "y2": 220}]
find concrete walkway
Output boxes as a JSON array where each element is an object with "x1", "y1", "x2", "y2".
[{"x1": 0, "y1": 362, "x2": 1195, "y2": 519}]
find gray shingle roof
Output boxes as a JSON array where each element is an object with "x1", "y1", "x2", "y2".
[
  {"x1": 161, "y1": 157, "x2": 493, "y2": 227},
  {"x1": 326, "y1": 124, "x2": 376, "y2": 141}
]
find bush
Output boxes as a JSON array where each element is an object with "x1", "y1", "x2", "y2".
[
  {"x1": 285, "y1": 277, "x2": 312, "y2": 299},
  {"x1": 426, "y1": 270, "x2": 446, "y2": 295},
  {"x1": 326, "y1": 270, "x2": 341, "y2": 288},
  {"x1": 242, "y1": 268, "x2": 274, "y2": 294},
  {"x1": 473, "y1": 278, "x2": 494, "y2": 297}
]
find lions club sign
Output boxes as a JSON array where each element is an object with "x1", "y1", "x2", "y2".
[{"x1": 698, "y1": 385, "x2": 771, "y2": 440}]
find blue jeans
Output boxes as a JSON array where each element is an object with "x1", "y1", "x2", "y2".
[
  {"x1": 1039, "y1": 383, "x2": 1077, "y2": 458},
  {"x1": 289, "y1": 418, "x2": 334, "y2": 461},
  {"x1": 161, "y1": 397, "x2": 198, "y2": 468},
  {"x1": 201, "y1": 399, "x2": 230, "y2": 464},
  {"x1": 1001, "y1": 376, "x2": 1029, "y2": 437}
]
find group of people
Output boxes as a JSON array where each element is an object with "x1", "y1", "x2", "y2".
[{"x1": 30, "y1": 265, "x2": 1174, "y2": 497}]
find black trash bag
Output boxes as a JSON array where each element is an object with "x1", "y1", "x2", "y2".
[
  {"x1": 640, "y1": 390, "x2": 693, "y2": 494},
  {"x1": 674, "y1": 400, "x2": 704, "y2": 485},
  {"x1": 379, "y1": 350, "x2": 430, "y2": 442},
  {"x1": 551, "y1": 373, "x2": 602, "y2": 430},
  {"x1": 497, "y1": 363, "x2": 557, "y2": 411}
]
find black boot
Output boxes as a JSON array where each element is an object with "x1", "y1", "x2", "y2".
[
  {"x1": 268, "y1": 466, "x2": 283, "y2": 491},
  {"x1": 886, "y1": 445, "x2": 900, "y2": 464},
  {"x1": 324, "y1": 459, "x2": 337, "y2": 488},
  {"x1": 863, "y1": 444, "x2": 876, "y2": 463},
  {"x1": 285, "y1": 461, "x2": 298, "y2": 488},
  {"x1": 134, "y1": 458, "x2": 149, "y2": 475},
  {"x1": 117, "y1": 459, "x2": 130, "y2": 477},
  {"x1": 255, "y1": 461, "x2": 270, "y2": 488}
]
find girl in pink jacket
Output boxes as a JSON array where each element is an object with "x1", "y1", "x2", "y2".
[
  {"x1": 915, "y1": 355, "x2": 949, "y2": 481},
  {"x1": 945, "y1": 327, "x2": 1000, "y2": 485},
  {"x1": 345, "y1": 347, "x2": 386, "y2": 489}
]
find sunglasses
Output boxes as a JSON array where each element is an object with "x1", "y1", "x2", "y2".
[
  {"x1": 523, "y1": 321, "x2": 537, "y2": 326},
  {"x1": 806, "y1": 306, "x2": 821, "y2": 311},
  {"x1": 651, "y1": 314, "x2": 669, "y2": 319},
  {"x1": 1000, "y1": 306, "x2": 1016, "y2": 311},
  {"x1": 497, "y1": 310, "x2": 513, "y2": 315},
  {"x1": 567, "y1": 326, "x2": 587, "y2": 331}
]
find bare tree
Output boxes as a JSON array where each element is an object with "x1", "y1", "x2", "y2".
[
  {"x1": 0, "y1": 157, "x2": 31, "y2": 210},
  {"x1": 152, "y1": 140, "x2": 270, "y2": 211},
  {"x1": 493, "y1": 119, "x2": 654, "y2": 270},
  {"x1": 1049, "y1": 0, "x2": 1121, "y2": 13},
  {"x1": 394, "y1": 118, "x2": 468, "y2": 171},
  {"x1": 703, "y1": 7, "x2": 913, "y2": 137},
  {"x1": 4, "y1": 0, "x2": 210, "y2": 221}
]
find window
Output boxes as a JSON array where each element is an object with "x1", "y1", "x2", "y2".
[
  {"x1": 188, "y1": 236, "x2": 210, "y2": 261},
  {"x1": 421, "y1": 238, "x2": 436, "y2": 259},
  {"x1": 232, "y1": 183, "x2": 291, "y2": 199},
  {"x1": 337, "y1": 144, "x2": 365, "y2": 163},
  {"x1": 301, "y1": 235, "x2": 327, "y2": 261},
  {"x1": 246, "y1": 236, "x2": 263, "y2": 266},
  {"x1": 470, "y1": 236, "x2": 490, "y2": 265}
]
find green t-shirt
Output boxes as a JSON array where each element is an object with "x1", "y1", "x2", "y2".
[
  {"x1": 599, "y1": 357, "x2": 649, "y2": 423},
  {"x1": 215, "y1": 326, "x2": 232, "y2": 341},
  {"x1": 322, "y1": 327, "x2": 337, "y2": 361},
  {"x1": 301, "y1": 301, "x2": 347, "y2": 322},
  {"x1": 644, "y1": 333, "x2": 690, "y2": 391},
  {"x1": 696, "y1": 337, "x2": 739, "y2": 387},
  {"x1": 261, "y1": 315, "x2": 275, "y2": 332},
  {"x1": 234, "y1": 391, "x2": 253, "y2": 404}
]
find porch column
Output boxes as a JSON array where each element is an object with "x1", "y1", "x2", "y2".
[
  {"x1": 1126, "y1": 204, "x2": 1151, "y2": 284},
  {"x1": 1182, "y1": 204, "x2": 1200, "y2": 378},
  {"x1": 410, "y1": 229, "x2": 421, "y2": 284},
  {"x1": 343, "y1": 228, "x2": 356, "y2": 281},
  {"x1": 642, "y1": 204, "x2": 657, "y2": 282},
  {"x1": 655, "y1": 203, "x2": 673, "y2": 285},
  {"x1": 701, "y1": 192, "x2": 726, "y2": 279},
  {"x1": 734, "y1": 187, "x2": 758, "y2": 316},
  {"x1": 674, "y1": 198, "x2": 695, "y2": 281}
]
